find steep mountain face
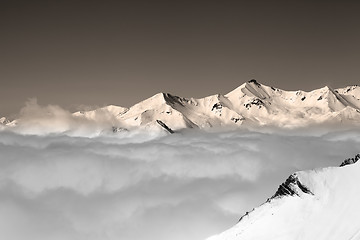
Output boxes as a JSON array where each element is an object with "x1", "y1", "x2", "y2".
[
  {"x1": 2, "y1": 81, "x2": 360, "y2": 133},
  {"x1": 207, "y1": 154, "x2": 360, "y2": 240}
]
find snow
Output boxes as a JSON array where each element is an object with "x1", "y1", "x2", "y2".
[
  {"x1": 2, "y1": 81, "x2": 360, "y2": 135},
  {"x1": 207, "y1": 156, "x2": 360, "y2": 240}
]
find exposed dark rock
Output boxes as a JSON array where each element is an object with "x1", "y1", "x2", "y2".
[
  {"x1": 340, "y1": 154, "x2": 360, "y2": 167},
  {"x1": 119, "y1": 109, "x2": 129, "y2": 115},
  {"x1": 317, "y1": 96, "x2": 323, "y2": 101},
  {"x1": 238, "y1": 211, "x2": 250, "y2": 222},
  {"x1": 231, "y1": 117, "x2": 243, "y2": 123},
  {"x1": 245, "y1": 98, "x2": 264, "y2": 109},
  {"x1": 211, "y1": 103, "x2": 223, "y2": 111},
  {"x1": 248, "y1": 79, "x2": 261, "y2": 87},
  {"x1": 251, "y1": 99, "x2": 264, "y2": 106},
  {"x1": 163, "y1": 93, "x2": 185, "y2": 107},
  {"x1": 156, "y1": 120, "x2": 174, "y2": 134},
  {"x1": 301, "y1": 96, "x2": 306, "y2": 101},
  {"x1": 271, "y1": 174, "x2": 313, "y2": 199}
]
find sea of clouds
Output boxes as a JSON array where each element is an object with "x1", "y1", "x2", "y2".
[{"x1": 1, "y1": 101, "x2": 360, "y2": 240}]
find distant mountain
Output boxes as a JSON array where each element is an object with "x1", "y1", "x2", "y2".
[
  {"x1": 207, "y1": 154, "x2": 360, "y2": 240},
  {"x1": 2, "y1": 80, "x2": 360, "y2": 133}
]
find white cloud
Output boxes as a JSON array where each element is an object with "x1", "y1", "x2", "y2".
[
  {"x1": 0, "y1": 125, "x2": 360, "y2": 240},
  {"x1": 10, "y1": 99, "x2": 120, "y2": 136}
]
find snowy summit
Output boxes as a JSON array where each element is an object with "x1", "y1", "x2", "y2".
[{"x1": 1, "y1": 80, "x2": 360, "y2": 134}]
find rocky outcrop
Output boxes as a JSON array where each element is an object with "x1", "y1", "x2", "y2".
[
  {"x1": 340, "y1": 153, "x2": 360, "y2": 167},
  {"x1": 271, "y1": 174, "x2": 313, "y2": 199},
  {"x1": 156, "y1": 120, "x2": 174, "y2": 134}
]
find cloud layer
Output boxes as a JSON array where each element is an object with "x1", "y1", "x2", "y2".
[{"x1": 1, "y1": 127, "x2": 360, "y2": 240}]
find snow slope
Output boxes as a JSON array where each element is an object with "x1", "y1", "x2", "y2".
[
  {"x1": 2, "y1": 81, "x2": 360, "y2": 134},
  {"x1": 86, "y1": 80, "x2": 360, "y2": 132},
  {"x1": 74, "y1": 80, "x2": 360, "y2": 131},
  {"x1": 207, "y1": 154, "x2": 360, "y2": 240}
]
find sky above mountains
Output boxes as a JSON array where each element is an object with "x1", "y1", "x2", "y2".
[{"x1": 1, "y1": 0, "x2": 360, "y2": 116}]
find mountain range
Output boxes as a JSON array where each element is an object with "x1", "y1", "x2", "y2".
[{"x1": 1, "y1": 80, "x2": 360, "y2": 133}]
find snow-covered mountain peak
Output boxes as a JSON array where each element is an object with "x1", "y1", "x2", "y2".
[
  {"x1": 271, "y1": 173, "x2": 314, "y2": 199},
  {"x1": 2, "y1": 81, "x2": 360, "y2": 134},
  {"x1": 225, "y1": 79, "x2": 272, "y2": 100}
]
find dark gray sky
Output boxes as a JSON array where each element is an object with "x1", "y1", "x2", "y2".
[{"x1": 1, "y1": 0, "x2": 360, "y2": 116}]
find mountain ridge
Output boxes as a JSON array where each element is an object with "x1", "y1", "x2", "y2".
[{"x1": 1, "y1": 80, "x2": 360, "y2": 134}]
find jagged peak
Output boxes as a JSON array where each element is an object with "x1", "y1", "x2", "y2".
[
  {"x1": 226, "y1": 80, "x2": 269, "y2": 98},
  {"x1": 311, "y1": 85, "x2": 334, "y2": 94},
  {"x1": 128, "y1": 92, "x2": 168, "y2": 110},
  {"x1": 145, "y1": 92, "x2": 187, "y2": 106},
  {"x1": 271, "y1": 173, "x2": 313, "y2": 199}
]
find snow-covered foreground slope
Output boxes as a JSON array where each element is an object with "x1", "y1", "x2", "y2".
[
  {"x1": 207, "y1": 154, "x2": 360, "y2": 240},
  {"x1": 1, "y1": 80, "x2": 360, "y2": 135}
]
